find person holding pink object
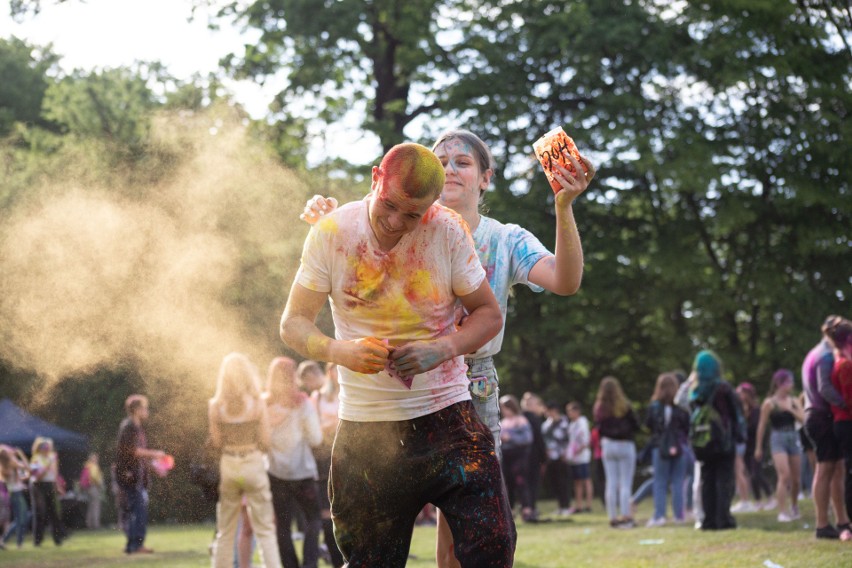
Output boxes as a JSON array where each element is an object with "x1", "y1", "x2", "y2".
[{"x1": 115, "y1": 395, "x2": 165, "y2": 554}]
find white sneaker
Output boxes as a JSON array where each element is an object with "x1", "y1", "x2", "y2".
[
  {"x1": 778, "y1": 512, "x2": 794, "y2": 522},
  {"x1": 790, "y1": 505, "x2": 801, "y2": 520},
  {"x1": 762, "y1": 498, "x2": 777, "y2": 511},
  {"x1": 646, "y1": 517, "x2": 666, "y2": 527},
  {"x1": 730, "y1": 501, "x2": 748, "y2": 513}
]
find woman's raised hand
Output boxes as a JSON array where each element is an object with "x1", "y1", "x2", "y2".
[{"x1": 300, "y1": 195, "x2": 339, "y2": 224}]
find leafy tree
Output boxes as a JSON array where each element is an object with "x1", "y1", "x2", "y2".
[
  {"x1": 468, "y1": 0, "x2": 851, "y2": 400},
  {"x1": 208, "y1": 0, "x2": 851, "y2": 404},
  {"x1": 5, "y1": 1, "x2": 850, "y2": 467},
  {"x1": 0, "y1": 36, "x2": 58, "y2": 134},
  {"x1": 41, "y1": 65, "x2": 158, "y2": 155},
  {"x1": 214, "y1": 0, "x2": 471, "y2": 155}
]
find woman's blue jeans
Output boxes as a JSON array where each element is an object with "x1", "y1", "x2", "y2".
[{"x1": 652, "y1": 448, "x2": 687, "y2": 520}]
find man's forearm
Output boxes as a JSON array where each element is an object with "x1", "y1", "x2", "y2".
[
  {"x1": 280, "y1": 314, "x2": 334, "y2": 362},
  {"x1": 446, "y1": 304, "x2": 502, "y2": 357}
]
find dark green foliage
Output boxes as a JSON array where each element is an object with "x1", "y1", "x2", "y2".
[{"x1": 0, "y1": 36, "x2": 57, "y2": 134}]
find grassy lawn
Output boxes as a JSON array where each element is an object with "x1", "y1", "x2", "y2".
[{"x1": 1, "y1": 499, "x2": 850, "y2": 567}]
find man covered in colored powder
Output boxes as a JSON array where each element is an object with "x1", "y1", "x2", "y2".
[{"x1": 280, "y1": 143, "x2": 515, "y2": 567}]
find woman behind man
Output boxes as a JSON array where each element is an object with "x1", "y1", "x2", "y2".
[
  {"x1": 300, "y1": 128, "x2": 595, "y2": 567},
  {"x1": 267, "y1": 357, "x2": 323, "y2": 568},
  {"x1": 594, "y1": 376, "x2": 640, "y2": 528},
  {"x1": 644, "y1": 372, "x2": 690, "y2": 526},
  {"x1": 754, "y1": 369, "x2": 805, "y2": 523},
  {"x1": 208, "y1": 352, "x2": 281, "y2": 568}
]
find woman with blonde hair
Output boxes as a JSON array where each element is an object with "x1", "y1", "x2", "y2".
[
  {"x1": 594, "y1": 376, "x2": 640, "y2": 528},
  {"x1": 208, "y1": 352, "x2": 281, "y2": 568},
  {"x1": 30, "y1": 437, "x2": 65, "y2": 546}
]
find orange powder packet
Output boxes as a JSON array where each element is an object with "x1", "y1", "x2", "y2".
[{"x1": 532, "y1": 126, "x2": 589, "y2": 194}]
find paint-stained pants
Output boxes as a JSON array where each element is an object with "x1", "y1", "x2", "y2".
[{"x1": 330, "y1": 401, "x2": 516, "y2": 568}]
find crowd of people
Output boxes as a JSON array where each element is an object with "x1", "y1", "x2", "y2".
[
  {"x1": 0, "y1": 439, "x2": 108, "y2": 551},
  {"x1": 198, "y1": 312, "x2": 852, "y2": 567},
  {"x1": 479, "y1": 315, "x2": 852, "y2": 545}
]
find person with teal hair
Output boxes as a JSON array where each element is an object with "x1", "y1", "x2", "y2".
[
  {"x1": 689, "y1": 350, "x2": 723, "y2": 404},
  {"x1": 688, "y1": 350, "x2": 745, "y2": 530}
]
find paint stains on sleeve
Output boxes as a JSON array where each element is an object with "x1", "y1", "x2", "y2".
[{"x1": 317, "y1": 216, "x2": 339, "y2": 234}]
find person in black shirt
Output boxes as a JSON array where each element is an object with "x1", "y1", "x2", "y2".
[{"x1": 115, "y1": 394, "x2": 164, "y2": 555}]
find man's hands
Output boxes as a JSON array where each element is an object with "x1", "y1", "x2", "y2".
[
  {"x1": 335, "y1": 336, "x2": 452, "y2": 377},
  {"x1": 336, "y1": 337, "x2": 390, "y2": 374},
  {"x1": 389, "y1": 339, "x2": 453, "y2": 377},
  {"x1": 300, "y1": 195, "x2": 339, "y2": 224}
]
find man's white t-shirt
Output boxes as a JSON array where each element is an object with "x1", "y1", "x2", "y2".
[{"x1": 295, "y1": 198, "x2": 486, "y2": 422}]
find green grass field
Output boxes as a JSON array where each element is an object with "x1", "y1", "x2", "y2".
[{"x1": 1, "y1": 499, "x2": 850, "y2": 567}]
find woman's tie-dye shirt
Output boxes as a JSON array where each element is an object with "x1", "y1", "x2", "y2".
[{"x1": 467, "y1": 215, "x2": 550, "y2": 359}]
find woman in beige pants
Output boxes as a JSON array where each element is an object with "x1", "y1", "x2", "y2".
[{"x1": 208, "y1": 353, "x2": 282, "y2": 568}]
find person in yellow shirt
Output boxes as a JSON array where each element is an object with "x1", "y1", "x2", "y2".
[{"x1": 30, "y1": 437, "x2": 65, "y2": 546}]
